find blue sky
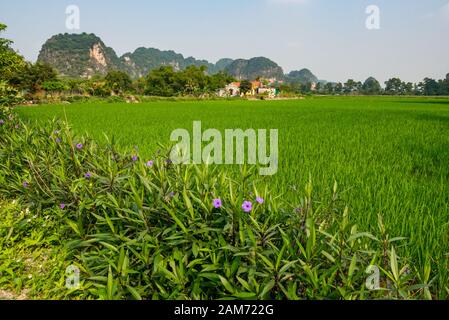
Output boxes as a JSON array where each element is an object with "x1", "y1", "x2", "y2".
[{"x1": 1, "y1": 0, "x2": 448, "y2": 83}]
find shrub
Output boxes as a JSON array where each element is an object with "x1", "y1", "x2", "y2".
[{"x1": 0, "y1": 80, "x2": 23, "y2": 109}]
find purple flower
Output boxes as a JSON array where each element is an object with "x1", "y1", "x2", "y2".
[
  {"x1": 22, "y1": 181, "x2": 29, "y2": 188},
  {"x1": 146, "y1": 160, "x2": 154, "y2": 167},
  {"x1": 169, "y1": 192, "x2": 175, "y2": 198},
  {"x1": 55, "y1": 138, "x2": 61, "y2": 143},
  {"x1": 76, "y1": 143, "x2": 83, "y2": 150},
  {"x1": 256, "y1": 197, "x2": 264, "y2": 204},
  {"x1": 59, "y1": 203, "x2": 66, "y2": 209},
  {"x1": 166, "y1": 159, "x2": 172, "y2": 165},
  {"x1": 213, "y1": 198, "x2": 222, "y2": 209},
  {"x1": 0, "y1": 119, "x2": 4, "y2": 125},
  {"x1": 242, "y1": 201, "x2": 253, "y2": 213},
  {"x1": 132, "y1": 155, "x2": 138, "y2": 162},
  {"x1": 15, "y1": 124, "x2": 20, "y2": 129},
  {"x1": 84, "y1": 172, "x2": 92, "y2": 179}
]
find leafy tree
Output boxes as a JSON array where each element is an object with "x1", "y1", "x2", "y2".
[
  {"x1": 41, "y1": 80, "x2": 69, "y2": 93},
  {"x1": 105, "y1": 70, "x2": 132, "y2": 94},
  {"x1": 0, "y1": 23, "x2": 25, "y2": 107},
  {"x1": 144, "y1": 66, "x2": 234, "y2": 97},
  {"x1": 208, "y1": 71, "x2": 235, "y2": 92},
  {"x1": 334, "y1": 82, "x2": 343, "y2": 95},
  {"x1": 422, "y1": 78, "x2": 439, "y2": 96},
  {"x1": 324, "y1": 83, "x2": 335, "y2": 95},
  {"x1": 180, "y1": 65, "x2": 208, "y2": 95},
  {"x1": 384, "y1": 78, "x2": 404, "y2": 95},
  {"x1": 362, "y1": 77, "x2": 382, "y2": 95},
  {"x1": 0, "y1": 23, "x2": 25, "y2": 81},
  {"x1": 0, "y1": 80, "x2": 23, "y2": 107},
  {"x1": 145, "y1": 66, "x2": 180, "y2": 97},
  {"x1": 438, "y1": 78, "x2": 449, "y2": 95},
  {"x1": 133, "y1": 77, "x2": 147, "y2": 95},
  {"x1": 10, "y1": 62, "x2": 58, "y2": 93},
  {"x1": 344, "y1": 79, "x2": 362, "y2": 94},
  {"x1": 402, "y1": 82, "x2": 414, "y2": 95},
  {"x1": 239, "y1": 80, "x2": 252, "y2": 95}
]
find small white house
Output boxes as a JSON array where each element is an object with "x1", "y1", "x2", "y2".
[
  {"x1": 218, "y1": 82, "x2": 241, "y2": 97},
  {"x1": 257, "y1": 87, "x2": 277, "y2": 99}
]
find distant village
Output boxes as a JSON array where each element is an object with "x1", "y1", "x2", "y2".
[{"x1": 218, "y1": 79, "x2": 282, "y2": 98}]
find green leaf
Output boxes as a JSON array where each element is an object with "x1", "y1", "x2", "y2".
[
  {"x1": 257, "y1": 253, "x2": 274, "y2": 270},
  {"x1": 321, "y1": 250, "x2": 335, "y2": 263},
  {"x1": 348, "y1": 254, "x2": 357, "y2": 280},
  {"x1": 163, "y1": 204, "x2": 188, "y2": 233},
  {"x1": 390, "y1": 247, "x2": 399, "y2": 282},
  {"x1": 219, "y1": 276, "x2": 234, "y2": 294},
  {"x1": 107, "y1": 266, "x2": 114, "y2": 300},
  {"x1": 275, "y1": 243, "x2": 287, "y2": 271},
  {"x1": 259, "y1": 280, "x2": 275, "y2": 299},
  {"x1": 233, "y1": 292, "x2": 256, "y2": 299},
  {"x1": 126, "y1": 286, "x2": 142, "y2": 300}
]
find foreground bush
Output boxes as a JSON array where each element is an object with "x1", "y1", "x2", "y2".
[{"x1": 0, "y1": 110, "x2": 446, "y2": 300}]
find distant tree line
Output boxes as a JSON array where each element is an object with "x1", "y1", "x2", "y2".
[{"x1": 280, "y1": 76, "x2": 449, "y2": 96}]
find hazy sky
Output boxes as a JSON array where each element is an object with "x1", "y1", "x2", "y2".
[{"x1": 1, "y1": 0, "x2": 448, "y2": 83}]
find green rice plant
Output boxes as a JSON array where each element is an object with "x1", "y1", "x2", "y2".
[{"x1": 1, "y1": 106, "x2": 447, "y2": 299}]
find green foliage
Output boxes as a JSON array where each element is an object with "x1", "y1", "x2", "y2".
[
  {"x1": 105, "y1": 70, "x2": 132, "y2": 94},
  {"x1": 41, "y1": 80, "x2": 69, "y2": 92},
  {"x1": 0, "y1": 80, "x2": 23, "y2": 108},
  {"x1": 0, "y1": 199, "x2": 69, "y2": 299},
  {"x1": 421, "y1": 78, "x2": 440, "y2": 96},
  {"x1": 0, "y1": 23, "x2": 26, "y2": 81},
  {"x1": 384, "y1": 78, "x2": 413, "y2": 95},
  {"x1": 239, "y1": 80, "x2": 252, "y2": 95},
  {"x1": 145, "y1": 66, "x2": 235, "y2": 97},
  {"x1": 145, "y1": 66, "x2": 180, "y2": 97},
  {"x1": 362, "y1": 77, "x2": 382, "y2": 95},
  {"x1": 10, "y1": 62, "x2": 58, "y2": 94},
  {"x1": 0, "y1": 24, "x2": 25, "y2": 108},
  {"x1": 1, "y1": 111, "x2": 446, "y2": 299},
  {"x1": 343, "y1": 79, "x2": 362, "y2": 95}
]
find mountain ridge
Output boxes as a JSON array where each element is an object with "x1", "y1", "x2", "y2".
[{"x1": 37, "y1": 32, "x2": 319, "y2": 83}]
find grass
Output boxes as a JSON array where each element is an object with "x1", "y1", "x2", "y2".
[{"x1": 15, "y1": 96, "x2": 449, "y2": 295}]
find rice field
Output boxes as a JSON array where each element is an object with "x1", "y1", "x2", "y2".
[{"x1": 17, "y1": 96, "x2": 449, "y2": 275}]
